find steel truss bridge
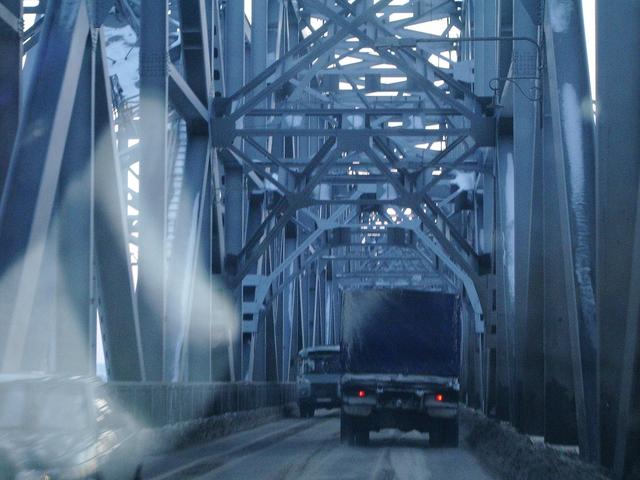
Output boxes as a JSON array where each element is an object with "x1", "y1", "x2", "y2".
[{"x1": 0, "y1": 0, "x2": 638, "y2": 477}]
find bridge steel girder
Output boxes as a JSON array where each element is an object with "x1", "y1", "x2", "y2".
[
  {"x1": 511, "y1": 0, "x2": 544, "y2": 438},
  {"x1": 596, "y1": 1, "x2": 640, "y2": 477},
  {"x1": 544, "y1": 0, "x2": 599, "y2": 462},
  {"x1": 165, "y1": 0, "x2": 215, "y2": 383},
  {"x1": 95, "y1": 32, "x2": 145, "y2": 382},
  {"x1": 137, "y1": 0, "x2": 169, "y2": 382},
  {"x1": 0, "y1": 0, "x2": 91, "y2": 372},
  {"x1": 223, "y1": 0, "x2": 489, "y2": 399},
  {"x1": 541, "y1": 72, "x2": 579, "y2": 446},
  {"x1": 0, "y1": 0, "x2": 21, "y2": 196}
]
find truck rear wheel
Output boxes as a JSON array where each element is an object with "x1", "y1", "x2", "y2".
[
  {"x1": 340, "y1": 410, "x2": 353, "y2": 444},
  {"x1": 429, "y1": 422, "x2": 443, "y2": 447},
  {"x1": 354, "y1": 427, "x2": 369, "y2": 446},
  {"x1": 341, "y1": 411, "x2": 369, "y2": 446},
  {"x1": 430, "y1": 417, "x2": 459, "y2": 448},
  {"x1": 299, "y1": 401, "x2": 315, "y2": 418},
  {"x1": 443, "y1": 417, "x2": 459, "y2": 447}
]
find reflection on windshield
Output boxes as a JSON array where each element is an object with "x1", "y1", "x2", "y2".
[
  {"x1": 37, "y1": 387, "x2": 89, "y2": 431},
  {"x1": 303, "y1": 355, "x2": 341, "y2": 374},
  {"x1": 0, "y1": 385, "x2": 89, "y2": 431},
  {"x1": 0, "y1": 386, "x2": 26, "y2": 428}
]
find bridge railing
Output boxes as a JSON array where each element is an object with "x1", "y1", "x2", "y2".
[{"x1": 105, "y1": 382, "x2": 296, "y2": 427}]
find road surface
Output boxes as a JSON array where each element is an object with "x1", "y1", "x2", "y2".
[{"x1": 142, "y1": 411, "x2": 497, "y2": 480}]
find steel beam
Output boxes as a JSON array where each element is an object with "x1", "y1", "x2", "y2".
[
  {"x1": 596, "y1": 0, "x2": 640, "y2": 475},
  {"x1": 495, "y1": 131, "x2": 516, "y2": 424},
  {"x1": 54, "y1": 31, "x2": 94, "y2": 375},
  {"x1": 94, "y1": 33, "x2": 145, "y2": 381},
  {"x1": 512, "y1": 0, "x2": 544, "y2": 436},
  {"x1": 541, "y1": 75, "x2": 577, "y2": 445},
  {"x1": 0, "y1": 0, "x2": 21, "y2": 196},
  {"x1": 0, "y1": 0, "x2": 90, "y2": 372},
  {"x1": 614, "y1": 178, "x2": 640, "y2": 480},
  {"x1": 165, "y1": 0, "x2": 213, "y2": 382},
  {"x1": 472, "y1": 0, "x2": 498, "y2": 97},
  {"x1": 138, "y1": 0, "x2": 169, "y2": 381},
  {"x1": 545, "y1": 0, "x2": 599, "y2": 461},
  {"x1": 221, "y1": 0, "x2": 246, "y2": 382}
]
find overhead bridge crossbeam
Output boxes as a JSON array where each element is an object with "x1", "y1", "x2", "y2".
[{"x1": 0, "y1": 0, "x2": 637, "y2": 477}]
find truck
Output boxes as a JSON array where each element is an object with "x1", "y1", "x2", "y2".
[
  {"x1": 296, "y1": 345, "x2": 342, "y2": 417},
  {"x1": 339, "y1": 289, "x2": 461, "y2": 447}
]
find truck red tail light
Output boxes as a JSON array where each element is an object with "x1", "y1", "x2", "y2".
[
  {"x1": 435, "y1": 393, "x2": 444, "y2": 402},
  {"x1": 358, "y1": 390, "x2": 366, "y2": 398}
]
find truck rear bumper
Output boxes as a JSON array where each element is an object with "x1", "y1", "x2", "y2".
[
  {"x1": 342, "y1": 404, "x2": 373, "y2": 416},
  {"x1": 427, "y1": 404, "x2": 458, "y2": 419},
  {"x1": 343, "y1": 403, "x2": 457, "y2": 415},
  {"x1": 342, "y1": 407, "x2": 457, "y2": 433}
]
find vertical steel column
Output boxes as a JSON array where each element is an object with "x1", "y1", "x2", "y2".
[
  {"x1": 138, "y1": 0, "x2": 169, "y2": 381},
  {"x1": 290, "y1": 273, "x2": 302, "y2": 370},
  {"x1": 224, "y1": 0, "x2": 244, "y2": 97},
  {"x1": 94, "y1": 31, "x2": 144, "y2": 381},
  {"x1": 482, "y1": 165, "x2": 507, "y2": 419},
  {"x1": 332, "y1": 279, "x2": 341, "y2": 344},
  {"x1": 544, "y1": 0, "x2": 599, "y2": 461},
  {"x1": 473, "y1": 0, "x2": 498, "y2": 97},
  {"x1": 224, "y1": 164, "x2": 244, "y2": 381},
  {"x1": 222, "y1": 0, "x2": 245, "y2": 381},
  {"x1": 496, "y1": 131, "x2": 516, "y2": 421},
  {"x1": 325, "y1": 269, "x2": 334, "y2": 344},
  {"x1": 596, "y1": 1, "x2": 640, "y2": 475},
  {"x1": 166, "y1": 0, "x2": 213, "y2": 382},
  {"x1": 282, "y1": 235, "x2": 296, "y2": 380},
  {"x1": 0, "y1": 0, "x2": 21, "y2": 195},
  {"x1": 265, "y1": 295, "x2": 277, "y2": 381},
  {"x1": 243, "y1": 192, "x2": 265, "y2": 380},
  {"x1": 542, "y1": 74, "x2": 578, "y2": 445},
  {"x1": 54, "y1": 32, "x2": 94, "y2": 375},
  {"x1": 613, "y1": 181, "x2": 640, "y2": 479},
  {"x1": 273, "y1": 238, "x2": 284, "y2": 381},
  {"x1": 244, "y1": 0, "x2": 269, "y2": 381},
  {"x1": 187, "y1": 162, "x2": 215, "y2": 382},
  {"x1": 251, "y1": 0, "x2": 267, "y2": 84},
  {"x1": 513, "y1": 0, "x2": 544, "y2": 435}
]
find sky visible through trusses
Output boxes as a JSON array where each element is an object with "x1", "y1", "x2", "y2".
[{"x1": 243, "y1": 0, "x2": 597, "y2": 100}]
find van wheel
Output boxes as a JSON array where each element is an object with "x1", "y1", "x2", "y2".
[
  {"x1": 354, "y1": 427, "x2": 369, "y2": 446},
  {"x1": 299, "y1": 402, "x2": 315, "y2": 418},
  {"x1": 340, "y1": 411, "x2": 353, "y2": 444}
]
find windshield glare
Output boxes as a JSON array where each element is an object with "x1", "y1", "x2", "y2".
[
  {"x1": 0, "y1": 384, "x2": 90, "y2": 431},
  {"x1": 0, "y1": 386, "x2": 26, "y2": 428},
  {"x1": 37, "y1": 386, "x2": 89, "y2": 431}
]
